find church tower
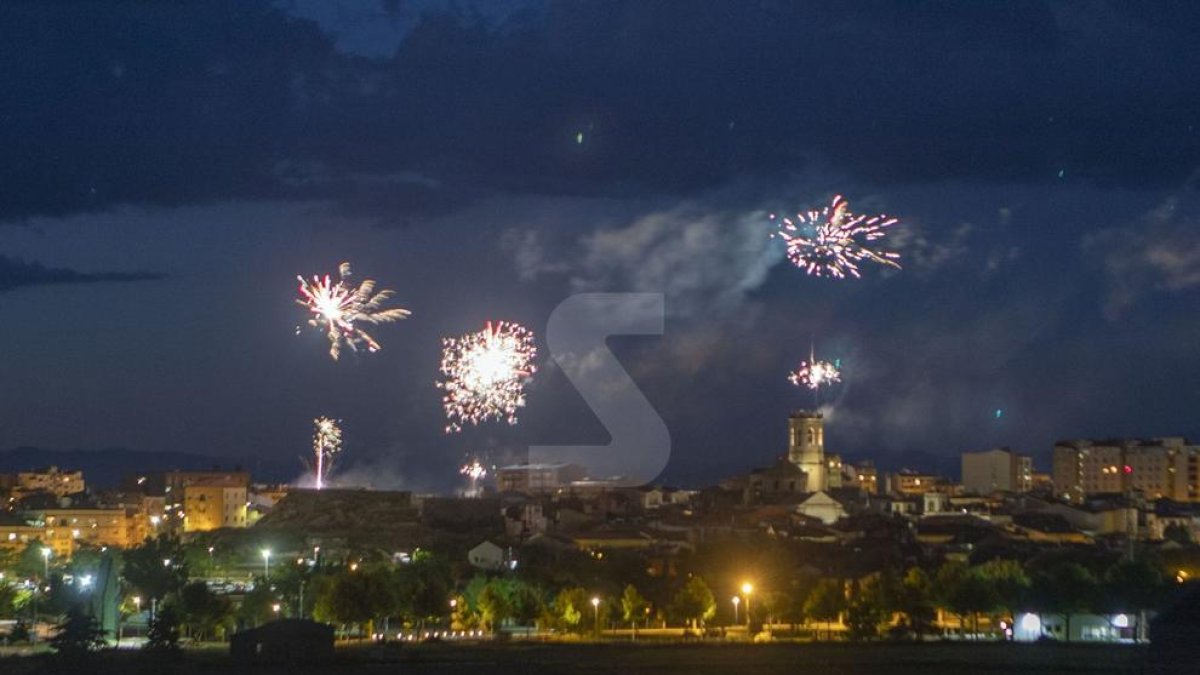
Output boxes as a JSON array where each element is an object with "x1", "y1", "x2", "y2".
[{"x1": 788, "y1": 410, "x2": 826, "y2": 492}]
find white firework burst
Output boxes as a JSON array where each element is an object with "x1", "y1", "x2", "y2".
[{"x1": 438, "y1": 321, "x2": 537, "y2": 433}]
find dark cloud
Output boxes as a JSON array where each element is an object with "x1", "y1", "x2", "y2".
[
  {"x1": 0, "y1": 255, "x2": 163, "y2": 292},
  {"x1": 4, "y1": 1, "x2": 1200, "y2": 225},
  {"x1": 1084, "y1": 186, "x2": 1200, "y2": 319}
]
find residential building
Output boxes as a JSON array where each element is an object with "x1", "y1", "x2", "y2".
[
  {"x1": 825, "y1": 454, "x2": 844, "y2": 489},
  {"x1": 15, "y1": 466, "x2": 84, "y2": 498},
  {"x1": 961, "y1": 447, "x2": 1033, "y2": 495},
  {"x1": 889, "y1": 471, "x2": 949, "y2": 496},
  {"x1": 0, "y1": 514, "x2": 45, "y2": 555},
  {"x1": 1171, "y1": 445, "x2": 1200, "y2": 503},
  {"x1": 847, "y1": 461, "x2": 879, "y2": 495},
  {"x1": 495, "y1": 463, "x2": 587, "y2": 494},
  {"x1": 152, "y1": 470, "x2": 251, "y2": 532},
  {"x1": 182, "y1": 477, "x2": 249, "y2": 532},
  {"x1": 1053, "y1": 438, "x2": 1198, "y2": 503},
  {"x1": 30, "y1": 508, "x2": 131, "y2": 550},
  {"x1": 743, "y1": 458, "x2": 808, "y2": 504}
]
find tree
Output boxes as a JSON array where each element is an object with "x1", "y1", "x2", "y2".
[
  {"x1": 238, "y1": 580, "x2": 278, "y2": 629},
  {"x1": 933, "y1": 561, "x2": 1004, "y2": 638},
  {"x1": 14, "y1": 540, "x2": 51, "y2": 580},
  {"x1": 551, "y1": 587, "x2": 588, "y2": 634},
  {"x1": 946, "y1": 572, "x2": 1000, "y2": 638},
  {"x1": 774, "y1": 573, "x2": 819, "y2": 631},
  {"x1": 804, "y1": 579, "x2": 846, "y2": 640},
  {"x1": 145, "y1": 604, "x2": 181, "y2": 654},
  {"x1": 449, "y1": 593, "x2": 476, "y2": 631},
  {"x1": 1030, "y1": 563, "x2": 1098, "y2": 642},
  {"x1": 897, "y1": 568, "x2": 936, "y2": 640},
  {"x1": 321, "y1": 567, "x2": 396, "y2": 637},
  {"x1": 393, "y1": 556, "x2": 453, "y2": 625},
  {"x1": 477, "y1": 581, "x2": 513, "y2": 631},
  {"x1": 508, "y1": 581, "x2": 544, "y2": 627},
  {"x1": 845, "y1": 579, "x2": 886, "y2": 641},
  {"x1": 620, "y1": 584, "x2": 650, "y2": 637},
  {"x1": 177, "y1": 581, "x2": 233, "y2": 641},
  {"x1": 976, "y1": 559, "x2": 1030, "y2": 625},
  {"x1": 670, "y1": 576, "x2": 715, "y2": 630},
  {"x1": 121, "y1": 536, "x2": 189, "y2": 603},
  {"x1": 50, "y1": 604, "x2": 106, "y2": 659},
  {"x1": 0, "y1": 582, "x2": 19, "y2": 620}
]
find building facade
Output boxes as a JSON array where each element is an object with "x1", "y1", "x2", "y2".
[
  {"x1": 847, "y1": 461, "x2": 879, "y2": 495},
  {"x1": 15, "y1": 466, "x2": 85, "y2": 498},
  {"x1": 157, "y1": 470, "x2": 251, "y2": 532},
  {"x1": 495, "y1": 463, "x2": 587, "y2": 495},
  {"x1": 961, "y1": 448, "x2": 1033, "y2": 495},
  {"x1": 1053, "y1": 438, "x2": 1199, "y2": 503},
  {"x1": 33, "y1": 508, "x2": 131, "y2": 550},
  {"x1": 182, "y1": 480, "x2": 249, "y2": 532}
]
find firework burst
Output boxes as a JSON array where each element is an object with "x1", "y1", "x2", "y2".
[
  {"x1": 788, "y1": 360, "x2": 841, "y2": 390},
  {"x1": 460, "y1": 460, "x2": 488, "y2": 497},
  {"x1": 438, "y1": 321, "x2": 538, "y2": 433},
  {"x1": 297, "y1": 262, "x2": 411, "y2": 360},
  {"x1": 311, "y1": 416, "x2": 342, "y2": 490},
  {"x1": 770, "y1": 195, "x2": 902, "y2": 279}
]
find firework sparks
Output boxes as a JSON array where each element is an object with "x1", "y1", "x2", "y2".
[
  {"x1": 770, "y1": 195, "x2": 902, "y2": 279},
  {"x1": 788, "y1": 360, "x2": 842, "y2": 390},
  {"x1": 312, "y1": 416, "x2": 342, "y2": 490},
  {"x1": 460, "y1": 460, "x2": 488, "y2": 497},
  {"x1": 438, "y1": 321, "x2": 538, "y2": 433},
  {"x1": 460, "y1": 461, "x2": 488, "y2": 481},
  {"x1": 297, "y1": 262, "x2": 411, "y2": 360}
]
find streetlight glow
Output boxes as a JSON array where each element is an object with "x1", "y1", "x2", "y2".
[{"x1": 740, "y1": 582, "x2": 753, "y2": 630}]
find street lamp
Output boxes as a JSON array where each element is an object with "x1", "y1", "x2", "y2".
[
  {"x1": 732, "y1": 596, "x2": 740, "y2": 625},
  {"x1": 261, "y1": 549, "x2": 272, "y2": 579},
  {"x1": 741, "y1": 582, "x2": 753, "y2": 630},
  {"x1": 133, "y1": 596, "x2": 142, "y2": 614},
  {"x1": 591, "y1": 596, "x2": 601, "y2": 638},
  {"x1": 272, "y1": 603, "x2": 281, "y2": 616},
  {"x1": 41, "y1": 547, "x2": 51, "y2": 579}
]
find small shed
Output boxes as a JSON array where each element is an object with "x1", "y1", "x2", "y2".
[
  {"x1": 230, "y1": 619, "x2": 335, "y2": 664},
  {"x1": 468, "y1": 540, "x2": 505, "y2": 571}
]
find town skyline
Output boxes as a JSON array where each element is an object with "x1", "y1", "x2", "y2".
[{"x1": 4, "y1": 1, "x2": 1200, "y2": 494}]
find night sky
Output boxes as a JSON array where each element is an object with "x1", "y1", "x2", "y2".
[{"x1": 2, "y1": 1, "x2": 1199, "y2": 491}]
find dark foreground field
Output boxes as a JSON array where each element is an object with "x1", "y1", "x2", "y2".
[{"x1": 1, "y1": 642, "x2": 1178, "y2": 675}]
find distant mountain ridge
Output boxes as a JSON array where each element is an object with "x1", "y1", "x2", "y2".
[{"x1": 0, "y1": 447, "x2": 297, "y2": 489}]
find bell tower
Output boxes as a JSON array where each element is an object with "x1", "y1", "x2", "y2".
[{"x1": 788, "y1": 410, "x2": 826, "y2": 492}]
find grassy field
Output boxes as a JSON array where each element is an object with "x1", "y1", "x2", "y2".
[{"x1": 0, "y1": 641, "x2": 1163, "y2": 675}]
